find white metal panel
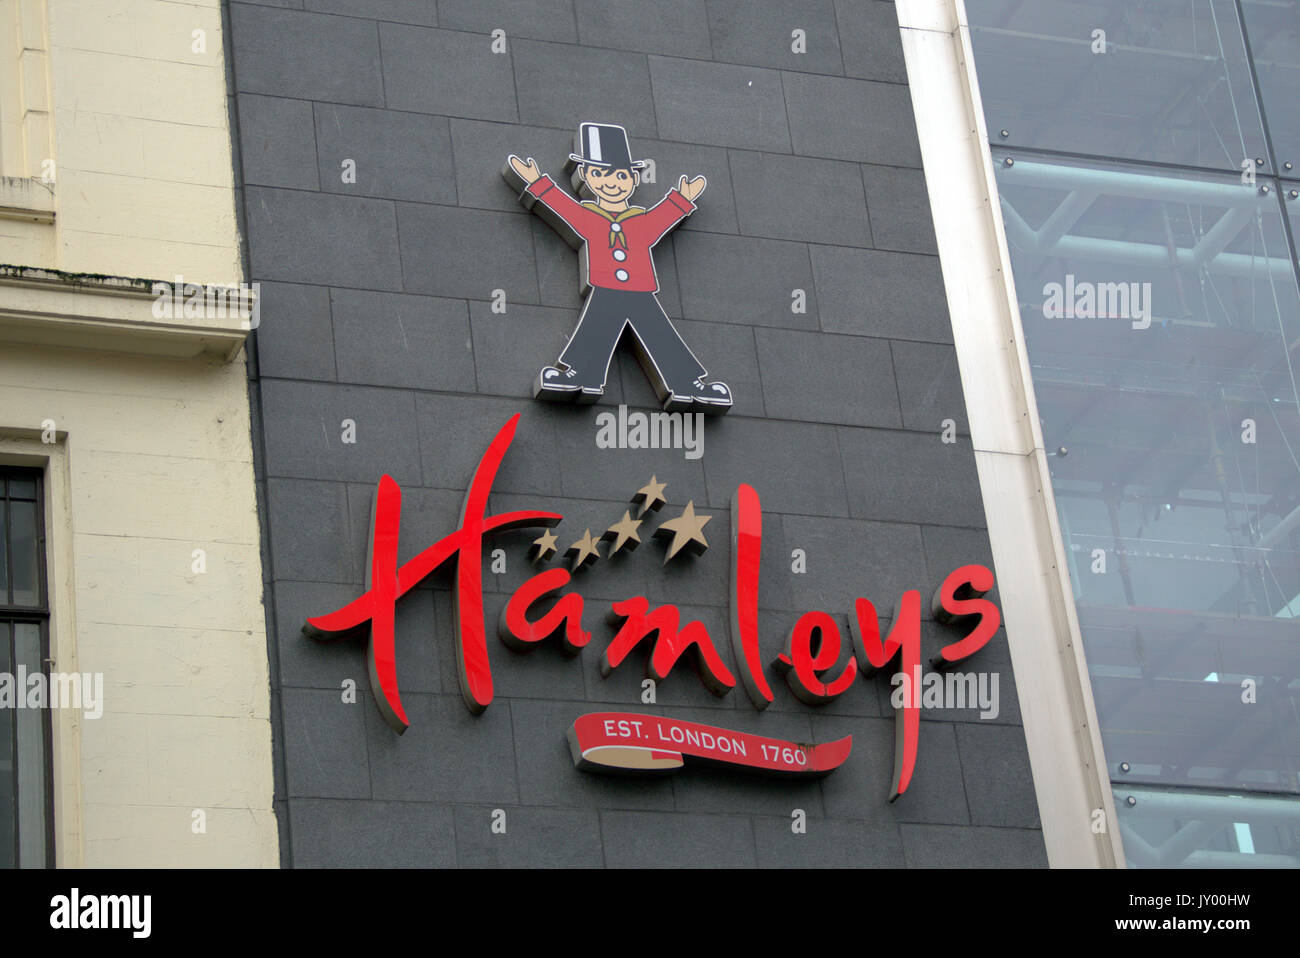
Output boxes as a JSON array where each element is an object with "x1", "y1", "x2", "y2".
[{"x1": 895, "y1": 0, "x2": 1124, "y2": 868}]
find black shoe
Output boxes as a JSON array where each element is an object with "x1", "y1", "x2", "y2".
[
  {"x1": 536, "y1": 365, "x2": 605, "y2": 402},
  {"x1": 666, "y1": 378, "x2": 732, "y2": 412}
]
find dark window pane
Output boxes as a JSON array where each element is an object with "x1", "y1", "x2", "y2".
[
  {"x1": 0, "y1": 623, "x2": 10, "y2": 756},
  {"x1": 0, "y1": 791, "x2": 12, "y2": 870},
  {"x1": 14, "y1": 623, "x2": 45, "y2": 868},
  {"x1": 0, "y1": 622, "x2": 11, "y2": 765},
  {"x1": 6, "y1": 479, "x2": 35, "y2": 501},
  {"x1": 968, "y1": 0, "x2": 1270, "y2": 173},
  {"x1": 0, "y1": 501, "x2": 7, "y2": 602},
  {"x1": 0, "y1": 624, "x2": 13, "y2": 869},
  {"x1": 8, "y1": 501, "x2": 38, "y2": 607},
  {"x1": 1241, "y1": 0, "x2": 1300, "y2": 175}
]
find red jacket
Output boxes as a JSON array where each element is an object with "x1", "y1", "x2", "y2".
[{"x1": 525, "y1": 175, "x2": 695, "y2": 293}]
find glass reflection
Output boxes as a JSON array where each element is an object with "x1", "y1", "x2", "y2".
[
  {"x1": 6, "y1": 480, "x2": 34, "y2": 501},
  {"x1": 8, "y1": 501, "x2": 38, "y2": 608},
  {"x1": 1115, "y1": 784, "x2": 1300, "y2": 866},
  {"x1": 1240, "y1": 0, "x2": 1300, "y2": 175},
  {"x1": 12, "y1": 623, "x2": 45, "y2": 868},
  {"x1": 995, "y1": 150, "x2": 1300, "y2": 798},
  {"x1": 0, "y1": 624, "x2": 12, "y2": 869},
  {"x1": 968, "y1": 0, "x2": 1269, "y2": 172},
  {"x1": 0, "y1": 501, "x2": 7, "y2": 602}
]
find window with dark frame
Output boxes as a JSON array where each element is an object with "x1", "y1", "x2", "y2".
[{"x1": 0, "y1": 466, "x2": 53, "y2": 868}]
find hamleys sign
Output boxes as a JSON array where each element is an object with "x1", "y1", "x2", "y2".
[{"x1": 303, "y1": 414, "x2": 1001, "y2": 801}]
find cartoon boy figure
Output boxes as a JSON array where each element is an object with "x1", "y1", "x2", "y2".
[{"x1": 503, "y1": 122, "x2": 732, "y2": 412}]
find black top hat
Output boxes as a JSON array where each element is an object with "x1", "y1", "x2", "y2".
[{"x1": 569, "y1": 122, "x2": 649, "y2": 171}]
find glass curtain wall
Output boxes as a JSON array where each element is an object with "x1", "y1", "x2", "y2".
[{"x1": 967, "y1": 0, "x2": 1300, "y2": 867}]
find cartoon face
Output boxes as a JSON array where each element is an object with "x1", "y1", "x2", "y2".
[{"x1": 582, "y1": 165, "x2": 639, "y2": 203}]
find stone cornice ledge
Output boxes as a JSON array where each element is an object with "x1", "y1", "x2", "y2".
[{"x1": 0, "y1": 265, "x2": 254, "y2": 362}]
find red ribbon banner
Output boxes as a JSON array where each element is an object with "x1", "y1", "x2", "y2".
[{"x1": 568, "y1": 712, "x2": 852, "y2": 777}]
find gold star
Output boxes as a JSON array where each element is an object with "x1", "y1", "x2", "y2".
[
  {"x1": 632, "y1": 476, "x2": 668, "y2": 517},
  {"x1": 601, "y1": 510, "x2": 643, "y2": 557},
  {"x1": 565, "y1": 529, "x2": 602, "y2": 570},
  {"x1": 653, "y1": 500, "x2": 711, "y2": 563},
  {"x1": 529, "y1": 528, "x2": 559, "y2": 564}
]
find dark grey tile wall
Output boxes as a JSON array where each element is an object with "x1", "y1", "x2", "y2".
[{"x1": 228, "y1": 0, "x2": 1047, "y2": 868}]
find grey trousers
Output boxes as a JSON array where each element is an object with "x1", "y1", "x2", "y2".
[{"x1": 557, "y1": 287, "x2": 707, "y2": 391}]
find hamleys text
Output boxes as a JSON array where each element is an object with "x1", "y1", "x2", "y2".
[{"x1": 304, "y1": 414, "x2": 1001, "y2": 800}]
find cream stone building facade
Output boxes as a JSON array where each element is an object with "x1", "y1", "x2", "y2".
[{"x1": 0, "y1": 0, "x2": 276, "y2": 866}]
